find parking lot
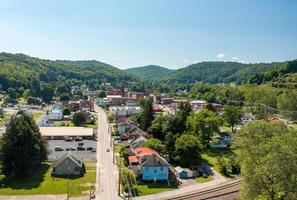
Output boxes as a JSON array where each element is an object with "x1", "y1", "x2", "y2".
[{"x1": 48, "y1": 139, "x2": 97, "y2": 161}]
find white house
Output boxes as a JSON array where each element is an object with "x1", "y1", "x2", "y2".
[
  {"x1": 109, "y1": 106, "x2": 141, "y2": 117},
  {"x1": 129, "y1": 136, "x2": 147, "y2": 148},
  {"x1": 48, "y1": 107, "x2": 63, "y2": 120},
  {"x1": 37, "y1": 116, "x2": 55, "y2": 127}
]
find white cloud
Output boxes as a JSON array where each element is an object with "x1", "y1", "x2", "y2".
[
  {"x1": 183, "y1": 59, "x2": 190, "y2": 63},
  {"x1": 115, "y1": 57, "x2": 121, "y2": 60},
  {"x1": 231, "y1": 57, "x2": 239, "y2": 60},
  {"x1": 216, "y1": 53, "x2": 226, "y2": 59},
  {"x1": 193, "y1": 60, "x2": 201, "y2": 64}
]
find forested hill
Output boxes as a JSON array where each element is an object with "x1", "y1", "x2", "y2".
[
  {"x1": 125, "y1": 65, "x2": 173, "y2": 80},
  {"x1": 0, "y1": 52, "x2": 134, "y2": 102},
  {"x1": 162, "y1": 61, "x2": 288, "y2": 84}
]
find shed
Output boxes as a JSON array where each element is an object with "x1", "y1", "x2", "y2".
[{"x1": 175, "y1": 166, "x2": 193, "y2": 179}]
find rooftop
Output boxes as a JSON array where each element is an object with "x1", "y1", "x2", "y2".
[{"x1": 40, "y1": 127, "x2": 93, "y2": 137}]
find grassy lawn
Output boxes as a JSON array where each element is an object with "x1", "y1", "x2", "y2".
[
  {"x1": 33, "y1": 112, "x2": 43, "y2": 121},
  {"x1": 84, "y1": 115, "x2": 98, "y2": 129},
  {"x1": 0, "y1": 113, "x2": 12, "y2": 127},
  {"x1": 136, "y1": 182, "x2": 178, "y2": 196},
  {"x1": 201, "y1": 148, "x2": 238, "y2": 176},
  {"x1": 196, "y1": 176, "x2": 214, "y2": 183},
  {"x1": 55, "y1": 121, "x2": 75, "y2": 127},
  {"x1": 0, "y1": 163, "x2": 96, "y2": 196}
]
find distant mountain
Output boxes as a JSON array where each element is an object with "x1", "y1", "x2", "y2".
[
  {"x1": 162, "y1": 61, "x2": 289, "y2": 84},
  {"x1": 0, "y1": 52, "x2": 133, "y2": 96},
  {"x1": 125, "y1": 65, "x2": 173, "y2": 81}
]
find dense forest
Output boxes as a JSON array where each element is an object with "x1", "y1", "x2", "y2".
[
  {"x1": 125, "y1": 65, "x2": 173, "y2": 81},
  {"x1": 0, "y1": 53, "x2": 134, "y2": 102}
]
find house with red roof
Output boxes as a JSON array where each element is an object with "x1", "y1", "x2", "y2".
[{"x1": 128, "y1": 147, "x2": 169, "y2": 182}]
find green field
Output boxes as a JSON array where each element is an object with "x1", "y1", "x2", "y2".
[{"x1": 0, "y1": 163, "x2": 96, "y2": 196}]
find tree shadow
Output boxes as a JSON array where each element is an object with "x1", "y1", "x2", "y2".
[{"x1": 0, "y1": 163, "x2": 50, "y2": 190}]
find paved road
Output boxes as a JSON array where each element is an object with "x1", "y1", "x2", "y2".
[{"x1": 95, "y1": 105, "x2": 119, "y2": 200}]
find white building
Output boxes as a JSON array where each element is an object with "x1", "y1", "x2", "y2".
[
  {"x1": 48, "y1": 107, "x2": 63, "y2": 120},
  {"x1": 109, "y1": 106, "x2": 141, "y2": 117},
  {"x1": 37, "y1": 116, "x2": 55, "y2": 127}
]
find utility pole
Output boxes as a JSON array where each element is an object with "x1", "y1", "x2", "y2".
[{"x1": 67, "y1": 177, "x2": 70, "y2": 200}]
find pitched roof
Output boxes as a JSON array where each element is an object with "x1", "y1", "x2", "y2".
[
  {"x1": 52, "y1": 153, "x2": 82, "y2": 168},
  {"x1": 128, "y1": 156, "x2": 138, "y2": 163},
  {"x1": 141, "y1": 154, "x2": 169, "y2": 167},
  {"x1": 135, "y1": 147, "x2": 159, "y2": 157}
]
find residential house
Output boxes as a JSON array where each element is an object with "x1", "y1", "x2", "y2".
[
  {"x1": 51, "y1": 153, "x2": 85, "y2": 176},
  {"x1": 109, "y1": 106, "x2": 141, "y2": 117},
  {"x1": 37, "y1": 116, "x2": 55, "y2": 127},
  {"x1": 129, "y1": 136, "x2": 147, "y2": 148},
  {"x1": 174, "y1": 166, "x2": 193, "y2": 179},
  {"x1": 129, "y1": 147, "x2": 169, "y2": 182},
  {"x1": 48, "y1": 107, "x2": 63, "y2": 120},
  {"x1": 107, "y1": 95, "x2": 136, "y2": 106},
  {"x1": 68, "y1": 101, "x2": 80, "y2": 112},
  {"x1": 190, "y1": 100, "x2": 208, "y2": 111},
  {"x1": 210, "y1": 132, "x2": 233, "y2": 148},
  {"x1": 117, "y1": 119, "x2": 137, "y2": 136}
]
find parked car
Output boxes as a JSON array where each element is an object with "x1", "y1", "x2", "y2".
[
  {"x1": 64, "y1": 137, "x2": 73, "y2": 142},
  {"x1": 74, "y1": 137, "x2": 82, "y2": 141},
  {"x1": 78, "y1": 141, "x2": 84, "y2": 146},
  {"x1": 77, "y1": 146, "x2": 86, "y2": 151},
  {"x1": 66, "y1": 146, "x2": 76, "y2": 151},
  {"x1": 91, "y1": 148, "x2": 96, "y2": 152},
  {"x1": 87, "y1": 147, "x2": 94, "y2": 151},
  {"x1": 54, "y1": 146, "x2": 63, "y2": 151},
  {"x1": 106, "y1": 148, "x2": 110, "y2": 152}
]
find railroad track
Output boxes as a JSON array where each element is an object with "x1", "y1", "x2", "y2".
[{"x1": 165, "y1": 180, "x2": 241, "y2": 200}]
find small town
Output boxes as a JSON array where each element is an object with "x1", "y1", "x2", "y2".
[{"x1": 0, "y1": 1, "x2": 297, "y2": 200}]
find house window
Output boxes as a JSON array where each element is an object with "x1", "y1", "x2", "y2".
[
  {"x1": 160, "y1": 167, "x2": 163, "y2": 171},
  {"x1": 146, "y1": 167, "x2": 148, "y2": 171},
  {"x1": 154, "y1": 170, "x2": 157, "y2": 173}
]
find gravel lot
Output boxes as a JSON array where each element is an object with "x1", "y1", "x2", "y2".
[{"x1": 48, "y1": 139, "x2": 97, "y2": 161}]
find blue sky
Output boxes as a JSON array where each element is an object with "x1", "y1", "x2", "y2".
[{"x1": 0, "y1": 0, "x2": 297, "y2": 69}]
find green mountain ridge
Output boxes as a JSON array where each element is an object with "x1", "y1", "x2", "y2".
[{"x1": 125, "y1": 65, "x2": 173, "y2": 81}]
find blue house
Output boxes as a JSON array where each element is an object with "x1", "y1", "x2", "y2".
[{"x1": 140, "y1": 154, "x2": 169, "y2": 181}]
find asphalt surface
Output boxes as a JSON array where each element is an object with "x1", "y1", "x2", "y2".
[
  {"x1": 95, "y1": 105, "x2": 119, "y2": 200},
  {"x1": 48, "y1": 139, "x2": 97, "y2": 160}
]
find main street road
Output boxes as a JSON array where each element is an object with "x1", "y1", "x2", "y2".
[{"x1": 95, "y1": 105, "x2": 119, "y2": 200}]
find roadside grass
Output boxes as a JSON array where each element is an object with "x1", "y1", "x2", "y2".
[
  {"x1": 136, "y1": 182, "x2": 178, "y2": 196},
  {"x1": 196, "y1": 176, "x2": 214, "y2": 183},
  {"x1": 0, "y1": 163, "x2": 96, "y2": 196},
  {"x1": 201, "y1": 148, "x2": 238, "y2": 177}
]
